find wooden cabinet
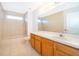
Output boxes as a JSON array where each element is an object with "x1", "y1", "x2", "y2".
[
  {"x1": 34, "y1": 35, "x2": 42, "y2": 54},
  {"x1": 30, "y1": 34, "x2": 35, "y2": 48},
  {"x1": 42, "y1": 38, "x2": 54, "y2": 56},
  {"x1": 55, "y1": 50, "x2": 68, "y2": 56},
  {"x1": 30, "y1": 33, "x2": 79, "y2": 56},
  {"x1": 55, "y1": 42, "x2": 79, "y2": 56}
]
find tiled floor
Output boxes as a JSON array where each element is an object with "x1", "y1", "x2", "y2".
[{"x1": 0, "y1": 37, "x2": 40, "y2": 56}]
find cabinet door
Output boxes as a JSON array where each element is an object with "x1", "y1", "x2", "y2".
[
  {"x1": 35, "y1": 36, "x2": 41, "y2": 54},
  {"x1": 55, "y1": 42, "x2": 79, "y2": 56},
  {"x1": 30, "y1": 34, "x2": 35, "y2": 48},
  {"x1": 42, "y1": 38, "x2": 54, "y2": 56}
]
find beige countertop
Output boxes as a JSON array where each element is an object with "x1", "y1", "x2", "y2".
[{"x1": 31, "y1": 31, "x2": 79, "y2": 49}]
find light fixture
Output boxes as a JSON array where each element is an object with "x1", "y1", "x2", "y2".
[{"x1": 6, "y1": 15, "x2": 23, "y2": 20}]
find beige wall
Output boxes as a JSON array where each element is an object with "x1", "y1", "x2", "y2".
[
  {"x1": 0, "y1": 4, "x2": 5, "y2": 40},
  {"x1": 3, "y1": 19, "x2": 26, "y2": 39},
  {"x1": 38, "y1": 11, "x2": 65, "y2": 32},
  {"x1": 0, "y1": 17, "x2": 2, "y2": 40}
]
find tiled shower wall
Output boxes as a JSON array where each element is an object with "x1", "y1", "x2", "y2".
[{"x1": 0, "y1": 4, "x2": 26, "y2": 40}]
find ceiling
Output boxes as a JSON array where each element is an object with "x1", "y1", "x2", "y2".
[{"x1": 1, "y1": 2, "x2": 44, "y2": 14}]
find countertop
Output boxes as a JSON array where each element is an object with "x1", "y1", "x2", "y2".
[{"x1": 31, "y1": 31, "x2": 79, "y2": 49}]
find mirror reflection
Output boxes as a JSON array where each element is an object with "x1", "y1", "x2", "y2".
[{"x1": 38, "y1": 6, "x2": 79, "y2": 35}]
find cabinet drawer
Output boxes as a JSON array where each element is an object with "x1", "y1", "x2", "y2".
[
  {"x1": 31, "y1": 34, "x2": 35, "y2": 39},
  {"x1": 35, "y1": 35, "x2": 42, "y2": 40},
  {"x1": 42, "y1": 38, "x2": 54, "y2": 46},
  {"x1": 56, "y1": 42, "x2": 79, "y2": 56},
  {"x1": 55, "y1": 50, "x2": 68, "y2": 56}
]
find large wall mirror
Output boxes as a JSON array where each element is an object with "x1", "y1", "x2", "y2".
[{"x1": 38, "y1": 6, "x2": 79, "y2": 35}]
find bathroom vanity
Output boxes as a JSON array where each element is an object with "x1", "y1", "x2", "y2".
[{"x1": 30, "y1": 31, "x2": 79, "y2": 56}]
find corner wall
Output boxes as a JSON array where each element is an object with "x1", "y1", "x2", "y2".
[{"x1": 0, "y1": 3, "x2": 5, "y2": 40}]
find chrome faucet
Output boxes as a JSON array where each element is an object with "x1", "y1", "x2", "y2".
[
  {"x1": 59, "y1": 29, "x2": 67, "y2": 37},
  {"x1": 59, "y1": 34, "x2": 63, "y2": 37}
]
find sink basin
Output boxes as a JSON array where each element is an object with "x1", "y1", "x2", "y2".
[{"x1": 54, "y1": 35, "x2": 73, "y2": 40}]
